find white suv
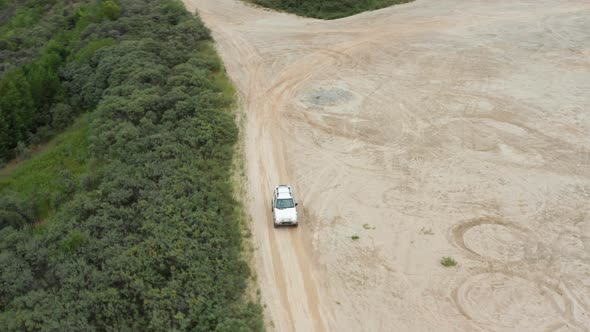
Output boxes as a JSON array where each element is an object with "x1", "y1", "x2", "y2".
[{"x1": 271, "y1": 185, "x2": 298, "y2": 228}]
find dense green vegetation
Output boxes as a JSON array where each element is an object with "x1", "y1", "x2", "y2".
[
  {"x1": 0, "y1": 0, "x2": 263, "y2": 330},
  {"x1": 0, "y1": 0, "x2": 123, "y2": 162},
  {"x1": 248, "y1": 0, "x2": 413, "y2": 19}
]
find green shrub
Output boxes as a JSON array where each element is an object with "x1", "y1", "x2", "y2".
[
  {"x1": 59, "y1": 229, "x2": 86, "y2": 253},
  {"x1": 8, "y1": 6, "x2": 42, "y2": 29},
  {"x1": 50, "y1": 103, "x2": 74, "y2": 130},
  {"x1": 70, "y1": 38, "x2": 115, "y2": 63},
  {"x1": 98, "y1": 0, "x2": 121, "y2": 21},
  {"x1": 0, "y1": 68, "x2": 34, "y2": 158},
  {"x1": 249, "y1": 0, "x2": 414, "y2": 19},
  {"x1": 0, "y1": 193, "x2": 35, "y2": 230},
  {"x1": 24, "y1": 60, "x2": 62, "y2": 115},
  {"x1": 441, "y1": 256, "x2": 457, "y2": 267},
  {"x1": 14, "y1": 141, "x2": 29, "y2": 160}
]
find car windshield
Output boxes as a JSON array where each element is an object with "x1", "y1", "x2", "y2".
[{"x1": 276, "y1": 198, "x2": 295, "y2": 209}]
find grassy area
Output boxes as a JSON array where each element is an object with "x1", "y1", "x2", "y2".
[
  {"x1": 246, "y1": 0, "x2": 414, "y2": 19},
  {"x1": 0, "y1": 115, "x2": 89, "y2": 219},
  {"x1": 200, "y1": 41, "x2": 238, "y2": 108}
]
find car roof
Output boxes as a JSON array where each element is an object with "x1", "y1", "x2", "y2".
[{"x1": 276, "y1": 185, "x2": 293, "y2": 199}]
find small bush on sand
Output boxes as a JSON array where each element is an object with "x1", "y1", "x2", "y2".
[{"x1": 441, "y1": 256, "x2": 457, "y2": 267}]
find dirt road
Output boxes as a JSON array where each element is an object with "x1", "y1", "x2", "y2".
[{"x1": 182, "y1": 0, "x2": 590, "y2": 330}]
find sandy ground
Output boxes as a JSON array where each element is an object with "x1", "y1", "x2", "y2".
[{"x1": 182, "y1": 1, "x2": 590, "y2": 331}]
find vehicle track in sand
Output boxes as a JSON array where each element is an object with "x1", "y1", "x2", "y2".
[{"x1": 182, "y1": 1, "x2": 590, "y2": 331}]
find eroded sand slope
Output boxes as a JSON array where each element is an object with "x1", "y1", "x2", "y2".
[{"x1": 182, "y1": 0, "x2": 590, "y2": 330}]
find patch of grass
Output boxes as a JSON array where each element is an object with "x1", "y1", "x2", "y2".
[
  {"x1": 0, "y1": 115, "x2": 89, "y2": 219},
  {"x1": 59, "y1": 229, "x2": 86, "y2": 254},
  {"x1": 440, "y1": 256, "x2": 457, "y2": 267},
  {"x1": 363, "y1": 223, "x2": 376, "y2": 230},
  {"x1": 199, "y1": 41, "x2": 237, "y2": 108},
  {"x1": 351, "y1": 234, "x2": 360, "y2": 240}
]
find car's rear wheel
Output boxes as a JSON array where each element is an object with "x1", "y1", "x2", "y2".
[{"x1": 273, "y1": 223, "x2": 278, "y2": 228}]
